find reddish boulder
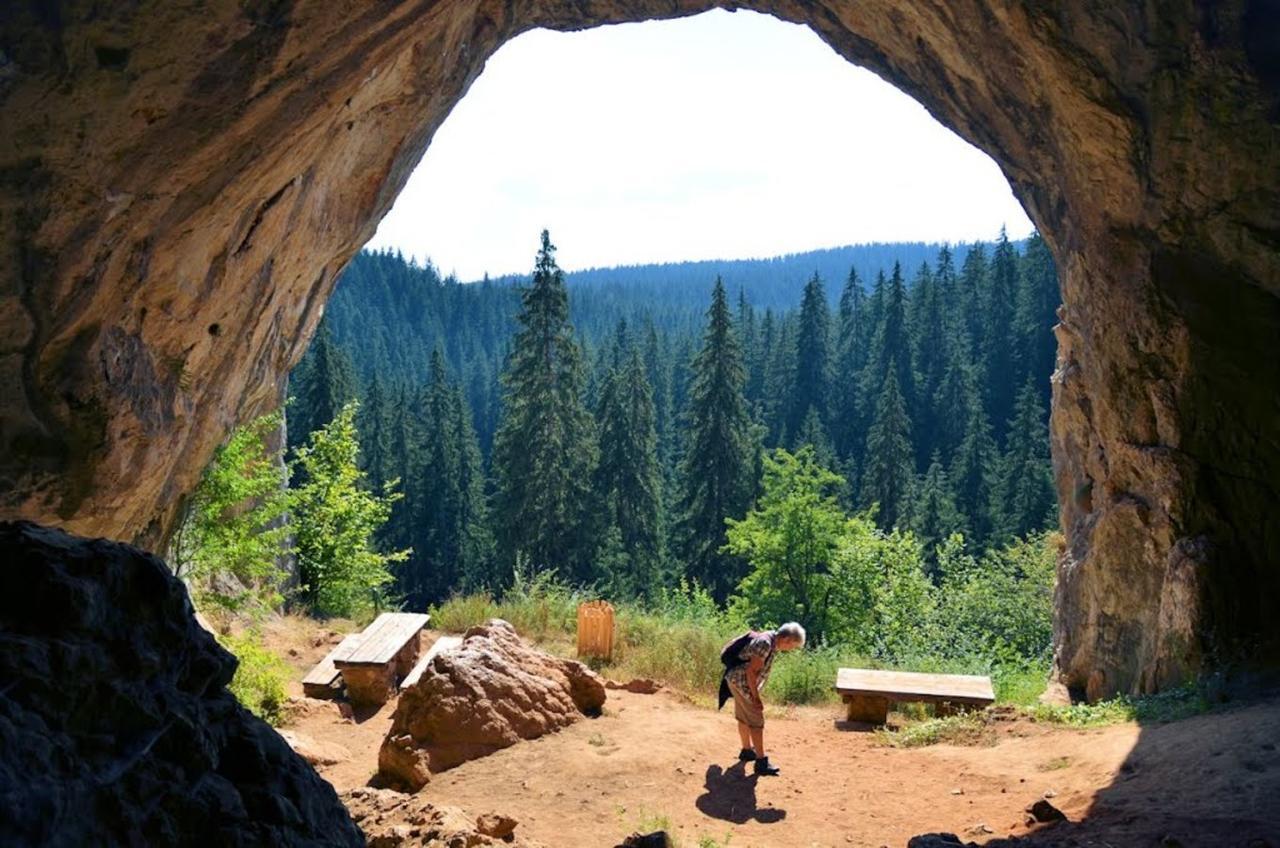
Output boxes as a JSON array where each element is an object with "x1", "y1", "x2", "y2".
[{"x1": 377, "y1": 619, "x2": 605, "y2": 789}]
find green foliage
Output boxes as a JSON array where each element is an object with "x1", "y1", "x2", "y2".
[
  {"x1": 289, "y1": 234, "x2": 1065, "y2": 690},
  {"x1": 171, "y1": 411, "x2": 291, "y2": 619},
  {"x1": 1027, "y1": 685, "x2": 1210, "y2": 727},
  {"x1": 291, "y1": 402, "x2": 408, "y2": 617},
  {"x1": 219, "y1": 631, "x2": 290, "y2": 725},
  {"x1": 726, "y1": 447, "x2": 849, "y2": 642},
  {"x1": 934, "y1": 532, "x2": 1057, "y2": 665}
]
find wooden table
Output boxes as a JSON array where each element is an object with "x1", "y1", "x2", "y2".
[
  {"x1": 835, "y1": 667, "x2": 995, "y2": 725},
  {"x1": 302, "y1": 632, "x2": 367, "y2": 698},
  {"x1": 331, "y1": 612, "x2": 430, "y2": 706}
]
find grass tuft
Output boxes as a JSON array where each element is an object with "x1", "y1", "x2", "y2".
[{"x1": 875, "y1": 711, "x2": 995, "y2": 748}]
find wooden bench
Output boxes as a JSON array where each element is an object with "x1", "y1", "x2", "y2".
[
  {"x1": 332, "y1": 612, "x2": 430, "y2": 706},
  {"x1": 835, "y1": 667, "x2": 995, "y2": 725},
  {"x1": 302, "y1": 632, "x2": 367, "y2": 698},
  {"x1": 400, "y1": 634, "x2": 463, "y2": 690}
]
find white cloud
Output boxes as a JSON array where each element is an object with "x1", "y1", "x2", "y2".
[{"x1": 368, "y1": 9, "x2": 1034, "y2": 280}]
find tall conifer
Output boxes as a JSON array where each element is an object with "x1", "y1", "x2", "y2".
[
  {"x1": 492, "y1": 231, "x2": 597, "y2": 580},
  {"x1": 860, "y1": 364, "x2": 915, "y2": 530},
  {"x1": 676, "y1": 278, "x2": 755, "y2": 601}
]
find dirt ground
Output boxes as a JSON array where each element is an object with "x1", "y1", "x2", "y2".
[{"x1": 264, "y1": 617, "x2": 1280, "y2": 848}]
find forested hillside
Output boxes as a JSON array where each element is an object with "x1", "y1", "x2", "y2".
[{"x1": 288, "y1": 228, "x2": 1060, "y2": 612}]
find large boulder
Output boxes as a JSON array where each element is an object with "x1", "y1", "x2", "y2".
[
  {"x1": 0, "y1": 521, "x2": 363, "y2": 846},
  {"x1": 378, "y1": 619, "x2": 605, "y2": 790}
]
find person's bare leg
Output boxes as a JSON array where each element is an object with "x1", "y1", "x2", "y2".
[
  {"x1": 737, "y1": 721, "x2": 751, "y2": 751},
  {"x1": 750, "y1": 726, "x2": 765, "y2": 759}
]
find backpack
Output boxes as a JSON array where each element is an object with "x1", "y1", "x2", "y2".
[{"x1": 719, "y1": 630, "x2": 761, "y2": 669}]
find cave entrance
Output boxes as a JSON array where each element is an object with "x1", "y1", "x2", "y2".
[
  {"x1": 300, "y1": 8, "x2": 1060, "y2": 654},
  {"x1": 2, "y1": 1, "x2": 1277, "y2": 706}
]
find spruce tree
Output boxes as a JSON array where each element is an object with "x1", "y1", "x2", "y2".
[
  {"x1": 909, "y1": 260, "x2": 947, "y2": 464},
  {"x1": 909, "y1": 453, "x2": 963, "y2": 579},
  {"x1": 865, "y1": 262, "x2": 915, "y2": 424},
  {"x1": 795, "y1": 405, "x2": 839, "y2": 477},
  {"x1": 762, "y1": 314, "x2": 795, "y2": 446},
  {"x1": 676, "y1": 277, "x2": 755, "y2": 602},
  {"x1": 358, "y1": 374, "x2": 392, "y2": 493},
  {"x1": 289, "y1": 317, "x2": 357, "y2": 459},
  {"x1": 407, "y1": 350, "x2": 464, "y2": 606},
  {"x1": 492, "y1": 231, "x2": 597, "y2": 581},
  {"x1": 982, "y1": 227, "x2": 1021, "y2": 437},
  {"x1": 860, "y1": 364, "x2": 915, "y2": 530},
  {"x1": 450, "y1": 380, "x2": 495, "y2": 592},
  {"x1": 993, "y1": 379, "x2": 1057, "y2": 540},
  {"x1": 593, "y1": 342, "x2": 664, "y2": 596},
  {"x1": 956, "y1": 243, "x2": 988, "y2": 358},
  {"x1": 1013, "y1": 231, "x2": 1059, "y2": 403},
  {"x1": 949, "y1": 382, "x2": 999, "y2": 545},
  {"x1": 789, "y1": 272, "x2": 831, "y2": 441},
  {"x1": 832, "y1": 267, "x2": 868, "y2": 475}
]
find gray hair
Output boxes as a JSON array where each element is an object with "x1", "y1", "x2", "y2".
[{"x1": 777, "y1": 622, "x2": 806, "y2": 647}]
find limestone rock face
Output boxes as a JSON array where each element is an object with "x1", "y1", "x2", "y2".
[
  {"x1": 0, "y1": 2, "x2": 1277, "y2": 698},
  {"x1": 0, "y1": 521, "x2": 362, "y2": 846},
  {"x1": 377, "y1": 619, "x2": 605, "y2": 790}
]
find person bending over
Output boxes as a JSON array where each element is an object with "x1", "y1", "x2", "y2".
[{"x1": 720, "y1": 622, "x2": 805, "y2": 776}]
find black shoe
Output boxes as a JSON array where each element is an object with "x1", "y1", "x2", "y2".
[
  {"x1": 754, "y1": 756, "x2": 780, "y2": 776},
  {"x1": 738, "y1": 747, "x2": 757, "y2": 762}
]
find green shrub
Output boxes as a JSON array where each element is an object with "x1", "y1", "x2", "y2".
[
  {"x1": 431, "y1": 592, "x2": 499, "y2": 633},
  {"x1": 219, "y1": 631, "x2": 290, "y2": 725},
  {"x1": 1027, "y1": 685, "x2": 1209, "y2": 727}
]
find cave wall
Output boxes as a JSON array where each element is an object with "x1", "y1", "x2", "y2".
[{"x1": 1, "y1": 1, "x2": 1277, "y2": 698}]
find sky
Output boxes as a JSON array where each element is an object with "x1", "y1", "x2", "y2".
[{"x1": 367, "y1": 9, "x2": 1035, "y2": 281}]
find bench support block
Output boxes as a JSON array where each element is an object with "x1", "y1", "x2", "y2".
[
  {"x1": 340, "y1": 665, "x2": 396, "y2": 707},
  {"x1": 844, "y1": 694, "x2": 890, "y2": 724}
]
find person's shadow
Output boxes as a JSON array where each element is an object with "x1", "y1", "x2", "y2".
[{"x1": 694, "y1": 762, "x2": 787, "y2": 824}]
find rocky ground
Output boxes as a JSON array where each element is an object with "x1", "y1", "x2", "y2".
[{"x1": 265, "y1": 615, "x2": 1280, "y2": 848}]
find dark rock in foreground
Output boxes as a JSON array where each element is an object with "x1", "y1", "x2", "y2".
[{"x1": 0, "y1": 521, "x2": 363, "y2": 847}]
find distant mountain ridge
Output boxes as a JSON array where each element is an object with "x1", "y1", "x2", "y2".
[{"x1": 475, "y1": 239, "x2": 1020, "y2": 312}]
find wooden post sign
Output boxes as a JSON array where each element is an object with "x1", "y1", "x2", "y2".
[{"x1": 576, "y1": 600, "x2": 615, "y2": 661}]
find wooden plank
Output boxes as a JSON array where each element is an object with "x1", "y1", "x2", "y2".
[
  {"x1": 302, "y1": 632, "x2": 366, "y2": 695},
  {"x1": 400, "y1": 635, "x2": 463, "y2": 690},
  {"x1": 835, "y1": 667, "x2": 995, "y2": 706},
  {"x1": 335, "y1": 612, "x2": 430, "y2": 667}
]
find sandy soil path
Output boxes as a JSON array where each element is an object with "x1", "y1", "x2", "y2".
[{"x1": 268, "y1": 618, "x2": 1280, "y2": 847}]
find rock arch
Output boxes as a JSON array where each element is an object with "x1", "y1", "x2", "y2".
[{"x1": 1, "y1": 1, "x2": 1277, "y2": 698}]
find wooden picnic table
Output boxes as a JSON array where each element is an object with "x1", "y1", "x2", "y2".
[
  {"x1": 302, "y1": 632, "x2": 366, "y2": 698},
  {"x1": 330, "y1": 612, "x2": 430, "y2": 706},
  {"x1": 835, "y1": 667, "x2": 995, "y2": 725}
]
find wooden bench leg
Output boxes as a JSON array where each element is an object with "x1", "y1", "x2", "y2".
[{"x1": 844, "y1": 694, "x2": 890, "y2": 724}]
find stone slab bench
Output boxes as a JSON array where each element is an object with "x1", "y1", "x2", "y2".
[
  {"x1": 400, "y1": 634, "x2": 463, "y2": 690},
  {"x1": 835, "y1": 667, "x2": 995, "y2": 725},
  {"x1": 332, "y1": 612, "x2": 430, "y2": 706}
]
